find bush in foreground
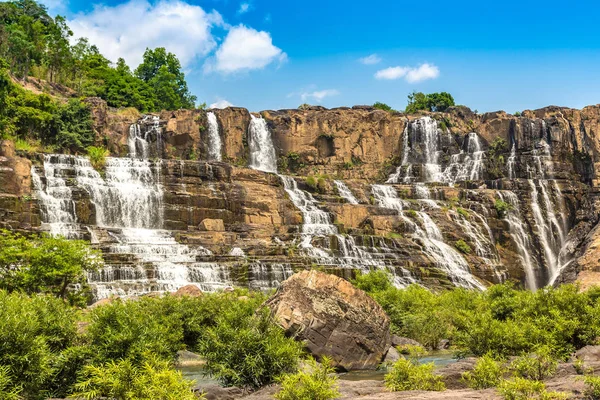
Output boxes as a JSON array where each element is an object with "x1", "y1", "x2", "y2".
[
  {"x1": 69, "y1": 355, "x2": 197, "y2": 400},
  {"x1": 275, "y1": 357, "x2": 340, "y2": 400},
  {"x1": 384, "y1": 358, "x2": 445, "y2": 392},
  {"x1": 497, "y1": 377, "x2": 567, "y2": 400},
  {"x1": 462, "y1": 353, "x2": 505, "y2": 389},
  {"x1": 198, "y1": 307, "x2": 303, "y2": 388}
]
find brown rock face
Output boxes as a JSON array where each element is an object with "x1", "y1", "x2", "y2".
[
  {"x1": 265, "y1": 270, "x2": 392, "y2": 371},
  {"x1": 199, "y1": 218, "x2": 225, "y2": 232},
  {"x1": 173, "y1": 284, "x2": 203, "y2": 297}
]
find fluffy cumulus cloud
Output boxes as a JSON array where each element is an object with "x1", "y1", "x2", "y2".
[
  {"x1": 375, "y1": 63, "x2": 440, "y2": 83},
  {"x1": 359, "y1": 54, "x2": 381, "y2": 65},
  {"x1": 68, "y1": 0, "x2": 224, "y2": 68},
  {"x1": 205, "y1": 25, "x2": 286, "y2": 74},
  {"x1": 301, "y1": 89, "x2": 339, "y2": 103},
  {"x1": 209, "y1": 99, "x2": 234, "y2": 109}
]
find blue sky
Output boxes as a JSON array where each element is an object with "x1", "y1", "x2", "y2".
[{"x1": 42, "y1": 0, "x2": 600, "y2": 112}]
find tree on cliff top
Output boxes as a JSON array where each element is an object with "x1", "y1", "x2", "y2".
[
  {"x1": 135, "y1": 47, "x2": 197, "y2": 111},
  {"x1": 405, "y1": 91, "x2": 455, "y2": 113}
]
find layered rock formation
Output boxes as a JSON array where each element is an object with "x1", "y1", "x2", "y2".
[{"x1": 1, "y1": 98, "x2": 600, "y2": 298}]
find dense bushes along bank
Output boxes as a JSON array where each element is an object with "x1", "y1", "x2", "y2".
[{"x1": 1, "y1": 230, "x2": 600, "y2": 400}]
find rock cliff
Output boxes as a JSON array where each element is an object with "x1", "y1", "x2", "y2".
[{"x1": 1, "y1": 98, "x2": 599, "y2": 298}]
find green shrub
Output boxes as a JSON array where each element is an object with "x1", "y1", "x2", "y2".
[
  {"x1": 384, "y1": 358, "x2": 445, "y2": 391},
  {"x1": 0, "y1": 290, "x2": 80, "y2": 398},
  {"x1": 0, "y1": 365, "x2": 21, "y2": 400},
  {"x1": 510, "y1": 346, "x2": 557, "y2": 381},
  {"x1": 583, "y1": 375, "x2": 600, "y2": 399},
  {"x1": 298, "y1": 103, "x2": 311, "y2": 110},
  {"x1": 494, "y1": 200, "x2": 513, "y2": 218},
  {"x1": 457, "y1": 207, "x2": 470, "y2": 219},
  {"x1": 462, "y1": 353, "x2": 504, "y2": 389},
  {"x1": 514, "y1": 111, "x2": 522, "y2": 117},
  {"x1": 87, "y1": 146, "x2": 109, "y2": 170},
  {"x1": 275, "y1": 357, "x2": 340, "y2": 400},
  {"x1": 0, "y1": 230, "x2": 103, "y2": 304},
  {"x1": 352, "y1": 270, "x2": 393, "y2": 293},
  {"x1": 405, "y1": 209, "x2": 417, "y2": 218},
  {"x1": 198, "y1": 307, "x2": 303, "y2": 388},
  {"x1": 497, "y1": 377, "x2": 567, "y2": 400},
  {"x1": 70, "y1": 354, "x2": 197, "y2": 400},
  {"x1": 455, "y1": 239, "x2": 472, "y2": 254},
  {"x1": 373, "y1": 102, "x2": 395, "y2": 112}
]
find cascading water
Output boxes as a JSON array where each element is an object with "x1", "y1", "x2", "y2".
[
  {"x1": 507, "y1": 144, "x2": 517, "y2": 179},
  {"x1": 248, "y1": 115, "x2": 277, "y2": 173},
  {"x1": 31, "y1": 156, "x2": 80, "y2": 239},
  {"x1": 441, "y1": 132, "x2": 485, "y2": 184},
  {"x1": 207, "y1": 112, "x2": 222, "y2": 161},
  {"x1": 372, "y1": 184, "x2": 484, "y2": 289},
  {"x1": 334, "y1": 180, "x2": 359, "y2": 204},
  {"x1": 497, "y1": 191, "x2": 539, "y2": 289}
]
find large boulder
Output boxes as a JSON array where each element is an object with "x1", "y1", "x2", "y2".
[{"x1": 265, "y1": 270, "x2": 391, "y2": 370}]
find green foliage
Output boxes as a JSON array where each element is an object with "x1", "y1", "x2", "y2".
[
  {"x1": 0, "y1": 2, "x2": 199, "y2": 114},
  {"x1": 498, "y1": 377, "x2": 567, "y2": 400},
  {"x1": 352, "y1": 270, "x2": 393, "y2": 293},
  {"x1": 455, "y1": 239, "x2": 472, "y2": 254},
  {"x1": 198, "y1": 307, "x2": 303, "y2": 388},
  {"x1": 514, "y1": 111, "x2": 522, "y2": 117},
  {"x1": 494, "y1": 199, "x2": 513, "y2": 218},
  {"x1": 584, "y1": 375, "x2": 600, "y2": 399},
  {"x1": 0, "y1": 365, "x2": 21, "y2": 400},
  {"x1": 405, "y1": 209, "x2": 417, "y2": 218},
  {"x1": 384, "y1": 358, "x2": 445, "y2": 392},
  {"x1": 373, "y1": 101, "x2": 395, "y2": 112},
  {"x1": 0, "y1": 230, "x2": 102, "y2": 303},
  {"x1": 405, "y1": 91, "x2": 455, "y2": 113},
  {"x1": 457, "y1": 207, "x2": 470, "y2": 219},
  {"x1": 70, "y1": 355, "x2": 197, "y2": 400},
  {"x1": 275, "y1": 357, "x2": 340, "y2": 400},
  {"x1": 510, "y1": 346, "x2": 557, "y2": 381},
  {"x1": 461, "y1": 353, "x2": 504, "y2": 389},
  {"x1": 135, "y1": 47, "x2": 196, "y2": 110},
  {"x1": 0, "y1": 290, "x2": 80, "y2": 399},
  {"x1": 54, "y1": 99, "x2": 94, "y2": 151},
  {"x1": 353, "y1": 273, "x2": 600, "y2": 358},
  {"x1": 87, "y1": 146, "x2": 109, "y2": 170},
  {"x1": 305, "y1": 174, "x2": 329, "y2": 193},
  {"x1": 279, "y1": 152, "x2": 304, "y2": 173},
  {"x1": 298, "y1": 103, "x2": 311, "y2": 110}
]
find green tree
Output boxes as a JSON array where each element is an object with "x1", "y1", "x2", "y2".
[
  {"x1": 0, "y1": 230, "x2": 103, "y2": 303},
  {"x1": 405, "y1": 91, "x2": 455, "y2": 113},
  {"x1": 135, "y1": 47, "x2": 196, "y2": 110}
]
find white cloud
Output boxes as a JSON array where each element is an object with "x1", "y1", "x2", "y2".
[
  {"x1": 301, "y1": 89, "x2": 339, "y2": 103},
  {"x1": 68, "y1": 0, "x2": 224, "y2": 68},
  {"x1": 205, "y1": 25, "x2": 286, "y2": 74},
  {"x1": 359, "y1": 54, "x2": 381, "y2": 65},
  {"x1": 210, "y1": 99, "x2": 234, "y2": 109},
  {"x1": 238, "y1": 2, "x2": 250, "y2": 14},
  {"x1": 374, "y1": 63, "x2": 440, "y2": 83},
  {"x1": 375, "y1": 66, "x2": 409, "y2": 80}
]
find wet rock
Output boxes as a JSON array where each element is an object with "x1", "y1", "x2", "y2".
[{"x1": 265, "y1": 270, "x2": 392, "y2": 371}]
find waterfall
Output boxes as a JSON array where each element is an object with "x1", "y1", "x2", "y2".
[
  {"x1": 334, "y1": 180, "x2": 359, "y2": 204},
  {"x1": 387, "y1": 118, "x2": 444, "y2": 183},
  {"x1": 31, "y1": 156, "x2": 79, "y2": 239},
  {"x1": 248, "y1": 115, "x2": 277, "y2": 173},
  {"x1": 371, "y1": 184, "x2": 484, "y2": 289},
  {"x1": 207, "y1": 112, "x2": 222, "y2": 161},
  {"x1": 441, "y1": 132, "x2": 485, "y2": 184},
  {"x1": 129, "y1": 115, "x2": 162, "y2": 159},
  {"x1": 507, "y1": 144, "x2": 517, "y2": 179},
  {"x1": 497, "y1": 191, "x2": 539, "y2": 289},
  {"x1": 414, "y1": 183, "x2": 438, "y2": 208}
]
